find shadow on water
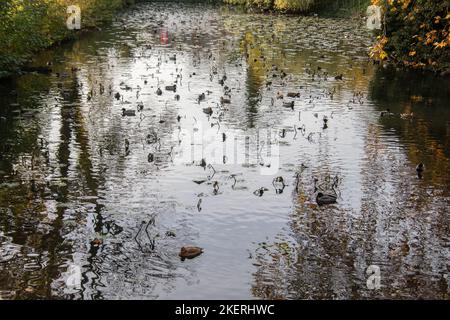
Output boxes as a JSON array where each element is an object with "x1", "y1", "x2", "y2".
[{"x1": 0, "y1": 2, "x2": 449, "y2": 299}]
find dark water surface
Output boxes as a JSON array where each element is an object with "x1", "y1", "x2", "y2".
[{"x1": 0, "y1": 2, "x2": 449, "y2": 299}]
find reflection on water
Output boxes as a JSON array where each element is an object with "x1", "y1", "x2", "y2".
[{"x1": 0, "y1": 2, "x2": 449, "y2": 299}]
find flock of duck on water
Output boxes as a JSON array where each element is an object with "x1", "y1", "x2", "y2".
[
  {"x1": 78, "y1": 48, "x2": 427, "y2": 260},
  {"x1": 49, "y1": 18, "x2": 425, "y2": 261}
]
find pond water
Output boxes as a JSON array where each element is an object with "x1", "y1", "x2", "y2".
[{"x1": 0, "y1": 2, "x2": 449, "y2": 300}]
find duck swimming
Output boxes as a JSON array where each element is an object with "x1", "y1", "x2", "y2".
[
  {"x1": 179, "y1": 246, "x2": 203, "y2": 260},
  {"x1": 203, "y1": 107, "x2": 213, "y2": 115},
  {"x1": 316, "y1": 192, "x2": 337, "y2": 206},
  {"x1": 198, "y1": 93, "x2": 206, "y2": 103},
  {"x1": 156, "y1": 88, "x2": 162, "y2": 95},
  {"x1": 416, "y1": 163, "x2": 424, "y2": 178},
  {"x1": 287, "y1": 92, "x2": 300, "y2": 98},
  {"x1": 220, "y1": 97, "x2": 231, "y2": 104},
  {"x1": 283, "y1": 101, "x2": 294, "y2": 109},
  {"x1": 122, "y1": 108, "x2": 136, "y2": 116},
  {"x1": 165, "y1": 85, "x2": 176, "y2": 92}
]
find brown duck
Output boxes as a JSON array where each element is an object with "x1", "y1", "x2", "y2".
[{"x1": 179, "y1": 246, "x2": 203, "y2": 260}]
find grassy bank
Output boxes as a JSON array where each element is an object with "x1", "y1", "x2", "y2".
[
  {"x1": 223, "y1": 0, "x2": 370, "y2": 14},
  {"x1": 0, "y1": 0, "x2": 137, "y2": 78}
]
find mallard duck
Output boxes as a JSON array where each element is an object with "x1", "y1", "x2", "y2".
[
  {"x1": 165, "y1": 230, "x2": 176, "y2": 237},
  {"x1": 416, "y1": 163, "x2": 424, "y2": 178},
  {"x1": 165, "y1": 85, "x2": 176, "y2": 92},
  {"x1": 416, "y1": 163, "x2": 424, "y2": 173},
  {"x1": 122, "y1": 108, "x2": 136, "y2": 116},
  {"x1": 203, "y1": 107, "x2": 213, "y2": 115},
  {"x1": 156, "y1": 88, "x2": 162, "y2": 95},
  {"x1": 316, "y1": 192, "x2": 337, "y2": 206},
  {"x1": 283, "y1": 101, "x2": 294, "y2": 109},
  {"x1": 287, "y1": 92, "x2": 300, "y2": 98},
  {"x1": 179, "y1": 246, "x2": 203, "y2": 260},
  {"x1": 198, "y1": 93, "x2": 206, "y2": 102},
  {"x1": 220, "y1": 97, "x2": 231, "y2": 104}
]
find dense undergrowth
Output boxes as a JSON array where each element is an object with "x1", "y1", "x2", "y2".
[
  {"x1": 0, "y1": 0, "x2": 136, "y2": 78},
  {"x1": 370, "y1": 0, "x2": 449, "y2": 74}
]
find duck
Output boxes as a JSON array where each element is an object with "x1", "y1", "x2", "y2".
[
  {"x1": 165, "y1": 84, "x2": 176, "y2": 92},
  {"x1": 91, "y1": 238, "x2": 103, "y2": 247},
  {"x1": 416, "y1": 163, "x2": 424, "y2": 178},
  {"x1": 179, "y1": 246, "x2": 203, "y2": 260},
  {"x1": 323, "y1": 116, "x2": 329, "y2": 129},
  {"x1": 203, "y1": 107, "x2": 213, "y2": 116},
  {"x1": 114, "y1": 92, "x2": 121, "y2": 100},
  {"x1": 416, "y1": 163, "x2": 424, "y2": 173},
  {"x1": 283, "y1": 101, "x2": 294, "y2": 109},
  {"x1": 316, "y1": 192, "x2": 337, "y2": 206},
  {"x1": 220, "y1": 97, "x2": 231, "y2": 104},
  {"x1": 334, "y1": 74, "x2": 343, "y2": 80},
  {"x1": 122, "y1": 108, "x2": 136, "y2": 116},
  {"x1": 380, "y1": 109, "x2": 394, "y2": 117},
  {"x1": 198, "y1": 93, "x2": 206, "y2": 102},
  {"x1": 156, "y1": 88, "x2": 162, "y2": 95},
  {"x1": 287, "y1": 92, "x2": 300, "y2": 98}
]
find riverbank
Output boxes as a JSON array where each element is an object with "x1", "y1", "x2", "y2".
[
  {"x1": 0, "y1": 0, "x2": 138, "y2": 79},
  {"x1": 223, "y1": 0, "x2": 370, "y2": 14}
]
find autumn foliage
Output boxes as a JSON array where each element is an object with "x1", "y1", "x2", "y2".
[
  {"x1": 370, "y1": 0, "x2": 449, "y2": 73},
  {"x1": 0, "y1": 0, "x2": 133, "y2": 77}
]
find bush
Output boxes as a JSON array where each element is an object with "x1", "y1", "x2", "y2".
[
  {"x1": 0, "y1": 0, "x2": 131, "y2": 77},
  {"x1": 370, "y1": 0, "x2": 450, "y2": 73},
  {"x1": 223, "y1": 0, "x2": 319, "y2": 12}
]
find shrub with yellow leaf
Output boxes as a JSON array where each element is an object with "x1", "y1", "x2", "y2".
[{"x1": 370, "y1": 0, "x2": 449, "y2": 74}]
